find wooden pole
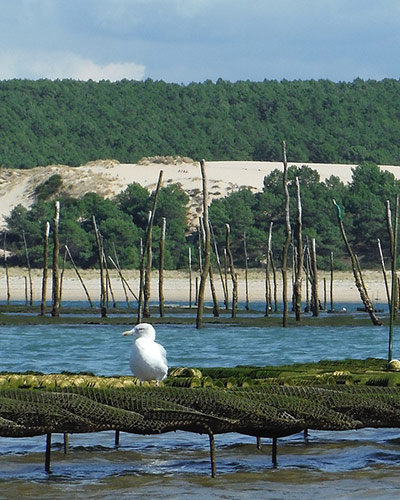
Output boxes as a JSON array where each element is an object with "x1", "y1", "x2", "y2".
[
  {"x1": 51, "y1": 201, "x2": 60, "y2": 317},
  {"x1": 209, "y1": 432, "x2": 216, "y2": 478},
  {"x1": 389, "y1": 194, "x2": 399, "y2": 361},
  {"x1": 159, "y1": 217, "x2": 166, "y2": 317},
  {"x1": 225, "y1": 224, "x2": 238, "y2": 318},
  {"x1": 210, "y1": 222, "x2": 228, "y2": 308},
  {"x1": 386, "y1": 200, "x2": 399, "y2": 318},
  {"x1": 112, "y1": 243, "x2": 130, "y2": 307},
  {"x1": 40, "y1": 221, "x2": 50, "y2": 316},
  {"x1": 45, "y1": 433, "x2": 52, "y2": 473},
  {"x1": 272, "y1": 437, "x2": 278, "y2": 467},
  {"x1": 223, "y1": 248, "x2": 229, "y2": 309},
  {"x1": 377, "y1": 238, "x2": 391, "y2": 307},
  {"x1": 329, "y1": 251, "x2": 334, "y2": 312},
  {"x1": 59, "y1": 246, "x2": 67, "y2": 305},
  {"x1": 265, "y1": 222, "x2": 273, "y2": 316},
  {"x1": 311, "y1": 238, "x2": 319, "y2": 317},
  {"x1": 138, "y1": 170, "x2": 163, "y2": 323},
  {"x1": 271, "y1": 250, "x2": 278, "y2": 312},
  {"x1": 243, "y1": 232, "x2": 249, "y2": 310},
  {"x1": 65, "y1": 245, "x2": 94, "y2": 307},
  {"x1": 188, "y1": 247, "x2": 193, "y2": 309},
  {"x1": 108, "y1": 255, "x2": 138, "y2": 303},
  {"x1": 22, "y1": 230, "x2": 33, "y2": 306},
  {"x1": 93, "y1": 216, "x2": 107, "y2": 318},
  {"x1": 281, "y1": 141, "x2": 291, "y2": 327},
  {"x1": 196, "y1": 159, "x2": 211, "y2": 329},
  {"x1": 332, "y1": 199, "x2": 382, "y2": 326},
  {"x1": 294, "y1": 177, "x2": 303, "y2": 321},
  {"x1": 3, "y1": 234, "x2": 10, "y2": 305}
]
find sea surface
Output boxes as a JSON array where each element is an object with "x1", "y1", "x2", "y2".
[{"x1": 1, "y1": 303, "x2": 400, "y2": 499}]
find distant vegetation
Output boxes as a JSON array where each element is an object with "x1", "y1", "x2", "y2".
[
  {"x1": 2, "y1": 78, "x2": 400, "y2": 168},
  {"x1": 3, "y1": 163, "x2": 399, "y2": 271}
]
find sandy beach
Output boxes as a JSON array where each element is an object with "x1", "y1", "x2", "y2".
[{"x1": 0, "y1": 267, "x2": 388, "y2": 306}]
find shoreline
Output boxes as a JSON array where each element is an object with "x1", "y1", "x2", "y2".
[{"x1": 0, "y1": 267, "x2": 388, "y2": 305}]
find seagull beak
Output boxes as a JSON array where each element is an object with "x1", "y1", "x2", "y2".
[{"x1": 122, "y1": 329, "x2": 134, "y2": 336}]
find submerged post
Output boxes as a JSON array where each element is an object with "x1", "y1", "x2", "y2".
[
  {"x1": 209, "y1": 432, "x2": 216, "y2": 478},
  {"x1": 45, "y1": 433, "x2": 52, "y2": 473}
]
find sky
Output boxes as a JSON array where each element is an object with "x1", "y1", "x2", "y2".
[{"x1": 0, "y1": 0, "x2": 399, "y2": 84}]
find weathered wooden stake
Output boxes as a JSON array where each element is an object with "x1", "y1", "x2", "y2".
[
  {"x1": 45, "y1": 433, "x2": 52, "y2": 473},
  {"x1": 22, "y1": 230, "x2": 33, "y2": 306},
  {"x1": 272, "y1": 437, "x2": 278, "y2": 467},
  {"x1": 138, "y1": 170, "x2": 163, "y2": 323},
  {"x1": 225, "y1": 224, "x2": 238, "y2": 318},
  {"x1": 332, "y1": 199, "x2": 382, "y2": 326},
  {"x1": 209, "y1": 432, "x2": 216, "y2": 478},
  {"x1": 196, "y1": 159, "x2": 211, "y2": 329},
  {"x1": 3, "y1": 234, "x2": 10, "y2": 305},
  {"x1": 243, "y1": 232, "x2": 249, "y2": 310},
  {"x1": 223, "y1": 248, "x2": 229, "y2": 309},
  {"x1": 377, "y1": 238, "x2": 391, "y2": 307},
  {"x1": 329, "y1": 251, "x2": 334, "y2": 312},
  {"x1": 188, "y1": 247, "x2": 193, "y2": 309},
  {"x1": 65, "y1": 245, "x2": 94, "y2": 307},
  {"x1": 311, "y1": 238, "x2": 319, "y2": 317},
  {"x1": 52, "y1": 201, "x2": 60, "y2": 317},
  {"x1": 93, "y1": 216, "x2": 107, "y2": 318},
  {"x1": 63, "y1": 432, "x2": 69, "y2": 454},
  {"x1": 281, "y1": 141, "x2": 291, "y2": 327},
  {"x1": 159, "y1": 217, "x2": 166, "y2": 317},
  {"x1": 40, "y1": 221, "x2": 50, "y2": 316},
  {"x1": 389, "y1": 194, "x2": 399, "y2": 361},
  {"x1": 294, "y1": 177, "x2": 303, "y2": 321},
  {"x1": 210, "y1": 222, "x2": 228, "y2": 308},
  {"x1": 265, "y1": 222, "x2": 273, "y2": 317}
]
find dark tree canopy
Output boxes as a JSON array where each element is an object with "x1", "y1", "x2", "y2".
[{"x1": 3, "y1": 78, "x2": 400, "y2": 168}]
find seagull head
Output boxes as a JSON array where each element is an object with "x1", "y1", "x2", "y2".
[{"x1": 122, "y1": 323, "x2": 156, "y2": 341}]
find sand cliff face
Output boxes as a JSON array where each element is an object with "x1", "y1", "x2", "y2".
[{"x1": 1, "y1": 157, "x2": 400, "y2": 229}]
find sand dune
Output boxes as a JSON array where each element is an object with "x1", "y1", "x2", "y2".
[{"x1": 2, "y1": 157, "x2": 400, "y2": 229}]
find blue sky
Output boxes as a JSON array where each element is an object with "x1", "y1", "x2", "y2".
[{"x1": 0, "y1": 0, "x2": 399, "y2": 83}]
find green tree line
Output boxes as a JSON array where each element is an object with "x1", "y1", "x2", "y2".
[
  {"x1": 2, "y1": 78, "x2": 400, "y2": 168},
  {"x1": 3, "y1": 163, "x2": 399, "y2": 271}
]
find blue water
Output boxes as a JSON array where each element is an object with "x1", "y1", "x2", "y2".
[
  {"x1": 1, "y1": 318, "x2": 400, "y2": 499},
  {"x1": 0, "y1": 322, "x2": 395, "y2": 375}
]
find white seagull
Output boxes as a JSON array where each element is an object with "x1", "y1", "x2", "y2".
[{"x1": 122, "y1": 323, "x2": 168, "y2": 383}]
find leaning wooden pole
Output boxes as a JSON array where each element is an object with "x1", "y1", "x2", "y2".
[
  {"x1": 65, "y1": 245, "x2": 94, "y2": 307},
  {"x1": 389, "y1": 194, "x2": 399, "y2": 361},
  {"x1": 40, "y1": 222, "x2": 50, "y2": 316},
  {"x1": 159, "y1": 217, "x2": 166, "y2": 318},
  {"x1": 51, "y1": 201, "x2": 60, "y2": 317},
  {"x1": 332, "y1": 199, "x2": 382, "y2": 326},
  {"x1": 281, "y1": 141, "x2": 291, "y2": 327},
  {"x1": 196, "y1": 159, "x2": 211, "y2": 330},
  {"x1": 377, "y1": 238, "x2": 391, "y2": 307}
]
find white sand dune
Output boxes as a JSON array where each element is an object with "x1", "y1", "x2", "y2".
[{"x1": 2, "y1": 157, "x2": 400, "y2": 229}]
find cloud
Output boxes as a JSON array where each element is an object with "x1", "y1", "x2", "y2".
[{"x1": 0, "y1": 50, "x2": 146, "y2": 81}]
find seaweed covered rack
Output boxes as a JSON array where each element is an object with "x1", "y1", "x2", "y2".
[{"x1": 3, "y1": 375, "x2": 400, "y2": 477}]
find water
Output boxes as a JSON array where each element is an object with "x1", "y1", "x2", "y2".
[{"x1": 1, "y1": 314, "x2": 400, "y2": 499}]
